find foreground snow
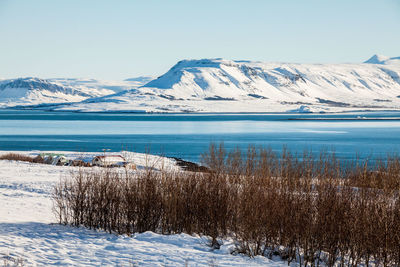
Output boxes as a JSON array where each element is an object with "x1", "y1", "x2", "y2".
[
  {"x1": 1, "y1": 222, "x2": 287, "y2": 266},
  {"x1": 0, "y1": 151, "x2": 290, "y2": 266}
]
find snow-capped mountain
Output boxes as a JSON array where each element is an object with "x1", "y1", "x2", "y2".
[
  {"x1": 0, "y1": 77, "x2": 114, "y2": 107},
  {"x1": 0, "y1": 76, "x2": 152, "y2": 108},
  {"x1": 2, "y1": 56, "x2": 400, "y2": 112},
  {"x1": 52, "y1": 55, "x2": 400, "y2": 113}
]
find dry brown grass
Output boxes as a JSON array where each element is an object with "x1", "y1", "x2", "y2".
[
  {"x1": 0, "y1": 153, "x2": 44, "y2": 163},
  {"x1": 53, "y1": 144, "x2": 400, "y2": 266}
]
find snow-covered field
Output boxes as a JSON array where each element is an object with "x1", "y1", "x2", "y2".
[{"x1": 0, "y1": 151, "x2": 289, "y2": 266}]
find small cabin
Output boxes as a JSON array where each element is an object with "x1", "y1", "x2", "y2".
[
  {"x1": 39, "y1": 153, "x2": 68, "y2": 166},
  {"x1": 52, "y1": 155, "x2": 69, "y2": 166},
  {"x1": 92, "y1": 155, "x2": 126, "y2": 167}
]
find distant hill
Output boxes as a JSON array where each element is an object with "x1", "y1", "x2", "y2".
[
  {"x1": 0, "y1": 77, "x2": 150, "y2": 108},
  {"x1": 0, "y1": 77, "x2": 113, "y2": 108},
  {"x1": 124, "y1": 76, "x2": 155, "y2": 84},
  {"x1": 364, "y1": 54, "x2": 400, "y2": 65}
]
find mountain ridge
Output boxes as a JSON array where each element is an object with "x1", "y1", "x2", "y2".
[
  {"x1": 1, "y1": 55, "x2": 400, "y2": 112},
  {"x1": 0, "y1": 77, "x2": 107, "y2": 107},
  {"x1": 0, "y1": 77, "x2": 150, "y2": 108}
]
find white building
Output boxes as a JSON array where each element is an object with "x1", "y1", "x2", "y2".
[{"x1": 92, "y1": 155, "x2": 125, "y2": 167}]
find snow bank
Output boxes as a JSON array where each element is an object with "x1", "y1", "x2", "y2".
[{"x1": 0, "y1": 222, "x2": 285, "y2": 266}]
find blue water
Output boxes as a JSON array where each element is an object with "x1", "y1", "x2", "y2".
[{"x1": 1, "y1": 110, "x2": 400, "y2": 162}]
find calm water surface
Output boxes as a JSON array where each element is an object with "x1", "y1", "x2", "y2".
[{"x1": 1, "y1": 110, "x2": 400, "y2": 162}]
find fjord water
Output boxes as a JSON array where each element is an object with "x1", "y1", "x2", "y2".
[{"x1": 1, "y1": 110, "x2": 400, "y2": 162}]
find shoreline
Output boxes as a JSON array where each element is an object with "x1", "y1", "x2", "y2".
[
  {"x1": 288, "y1": 117, "x2": 400, "y2": 121},
  {"x1": 3, "y1": 107, "x2": 400, "y2": 115},
  {"x1": 0, "y1": 150, "x2": 208, "y2": 172},
  {"x1": 0, "y1": 150, "x2": 182, "y2": 172}
]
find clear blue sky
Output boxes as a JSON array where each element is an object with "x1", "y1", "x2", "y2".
[{"x1": 0, "y1": 0, "x2": 399, "y2": 80}]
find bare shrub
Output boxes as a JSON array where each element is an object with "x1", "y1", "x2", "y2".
[
  {"x1": 53, "y1": 144, "x2": 400, "y2": 266},
  {"x1": 0, "y1": 153, "x2": 44, "y2": 163}
]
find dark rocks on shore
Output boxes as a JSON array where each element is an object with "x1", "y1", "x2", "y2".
[{"x1": 170, "y1": 157, "x2": 209, "y2": 172}]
